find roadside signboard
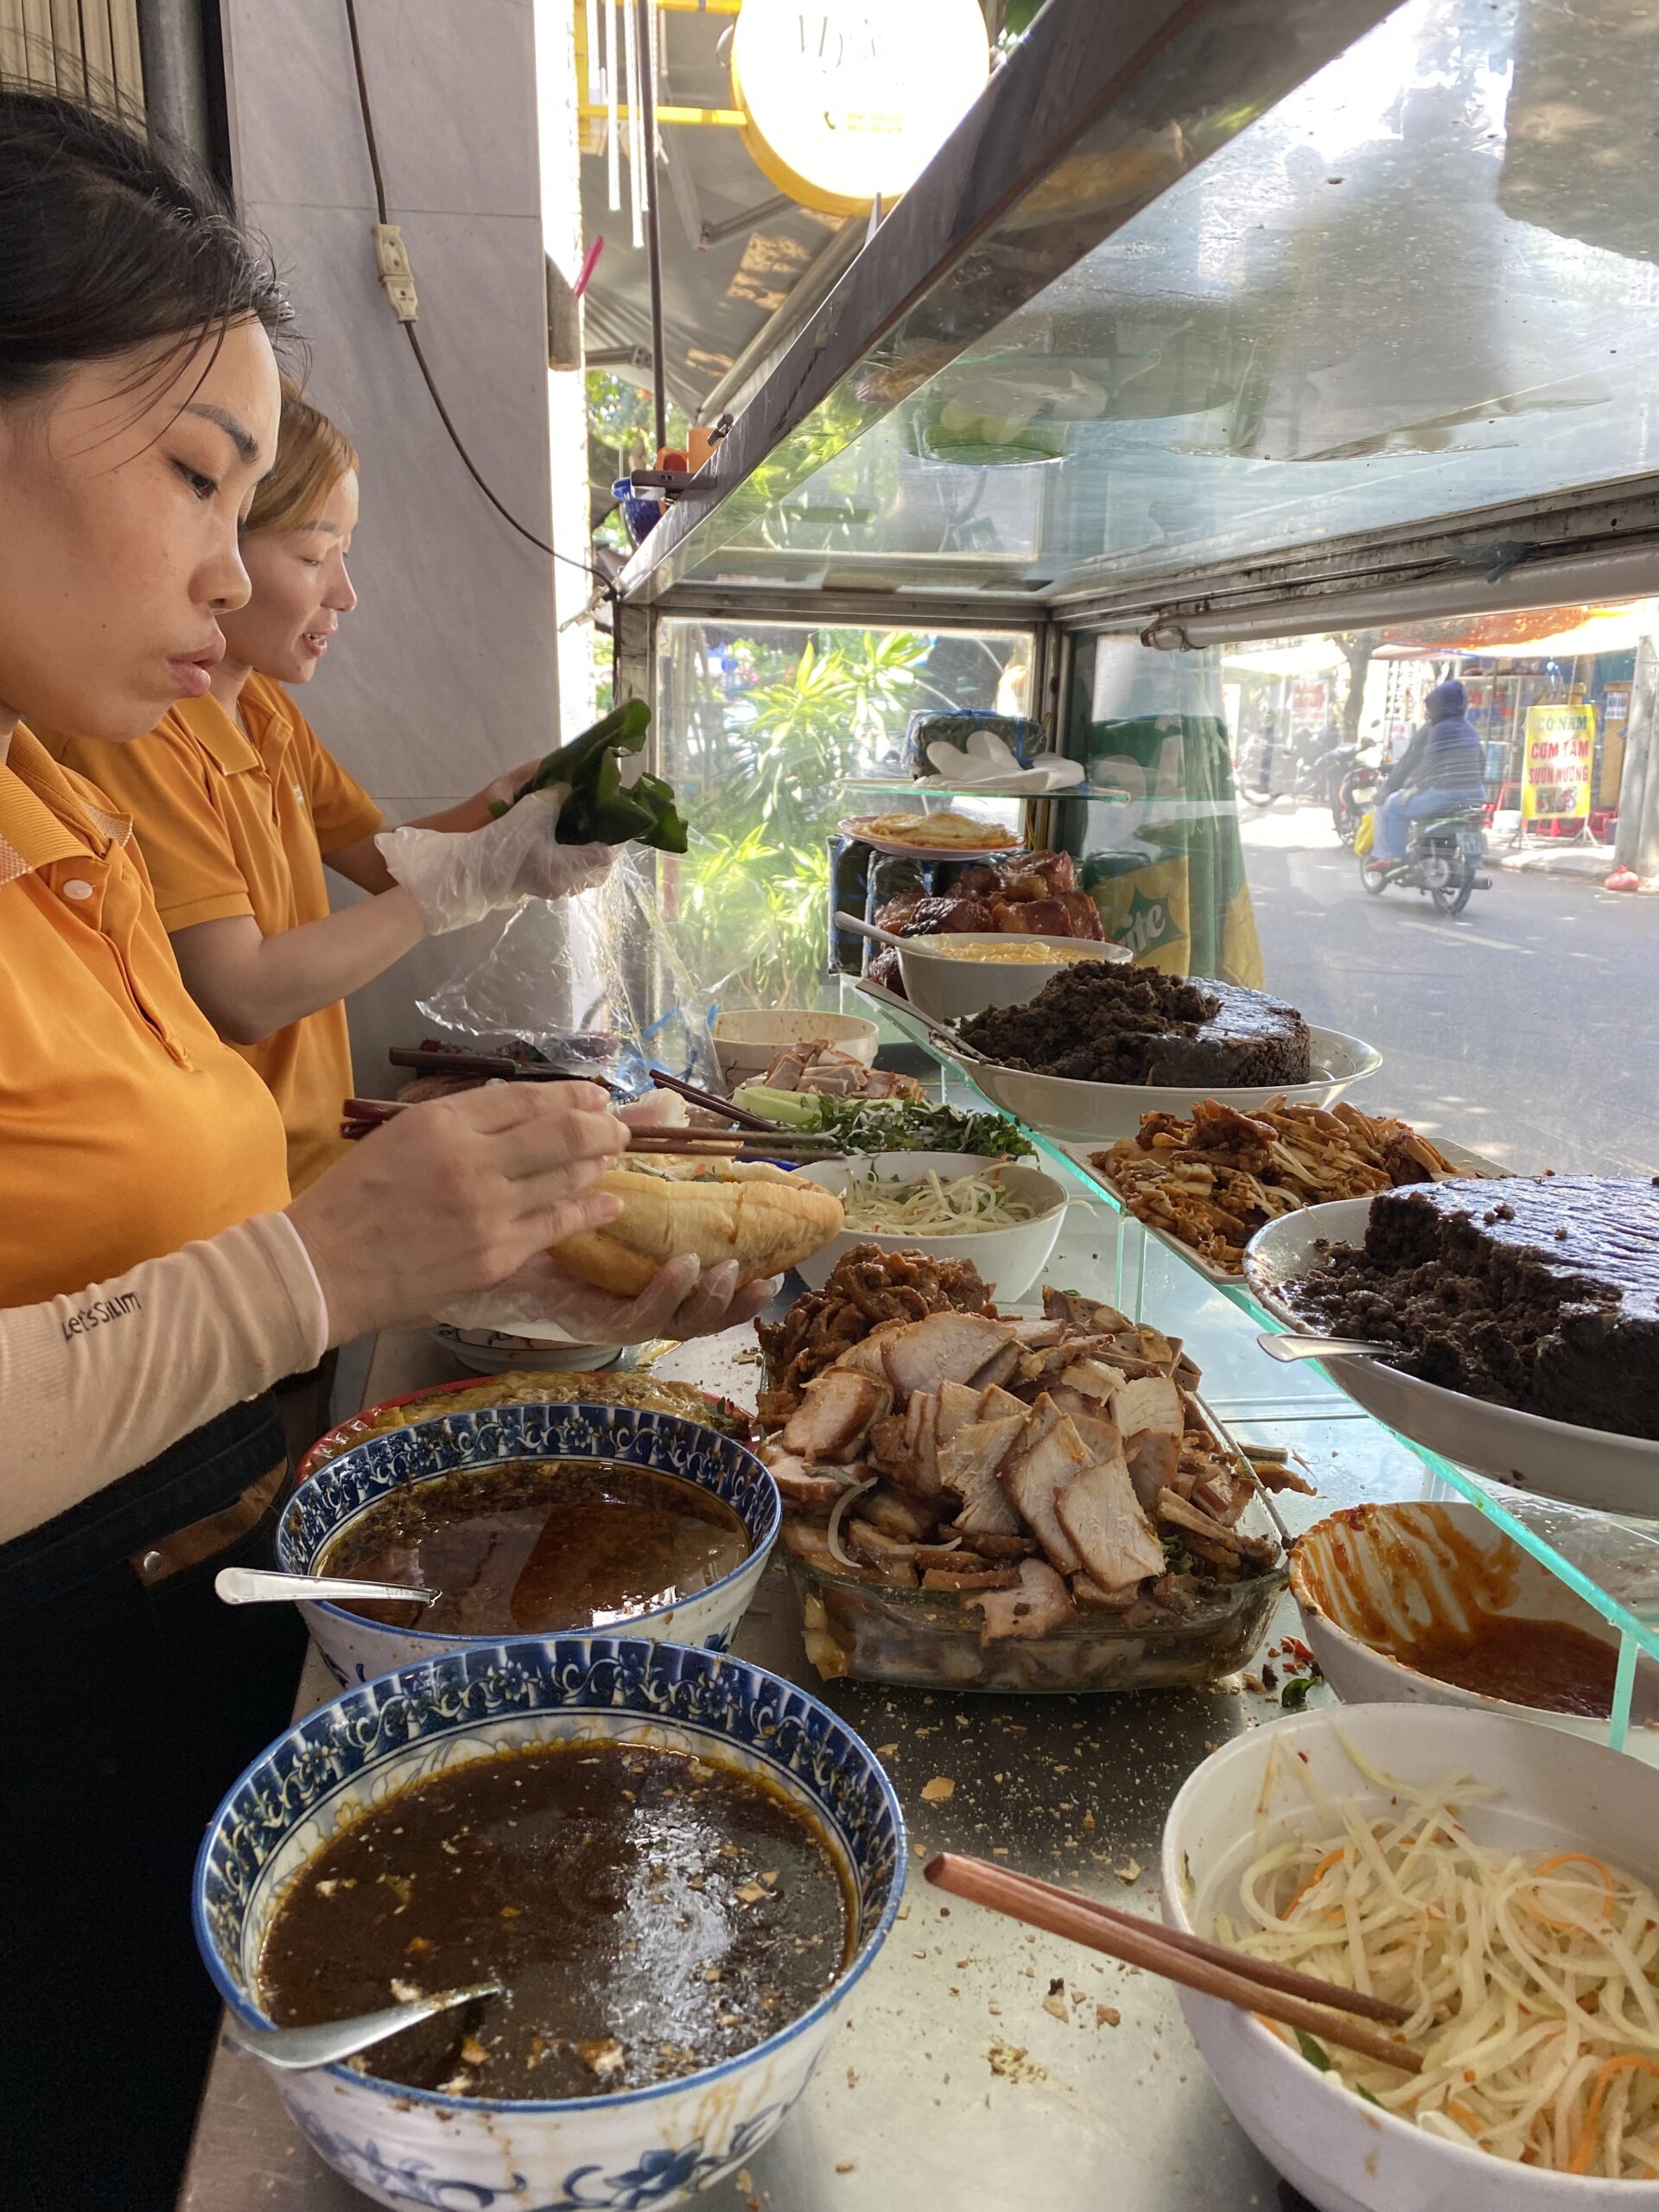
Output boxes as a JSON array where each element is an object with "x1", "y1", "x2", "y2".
[{"x1": 1522, "y1": 702, "x2": 1595, "y2": 820}]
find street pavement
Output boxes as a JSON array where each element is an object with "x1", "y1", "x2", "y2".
[{"x1": 1239, "y1": 804, "x2": 1659, "y2": 1179}]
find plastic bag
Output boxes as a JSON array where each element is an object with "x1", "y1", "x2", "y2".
[{"x1": 416, "y1": 850, "x2": 721, "y2": 1096}]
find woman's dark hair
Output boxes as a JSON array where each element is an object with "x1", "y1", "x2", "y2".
[{"x1": 0, "y1": 85, "x2": 289, "y2": 401}]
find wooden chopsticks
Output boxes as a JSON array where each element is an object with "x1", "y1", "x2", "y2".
[
  {"x1": 925, "y1": 1853, "x2": 1421, "y2": 2074},
  {"x1": 340, "y1": 1098, "x2": 842, "y2": 1161},
  {"x1": 624, "y1": 1129, "x2": 845, "y2": 1161},
  {"x1": 388, "y1": 1046, "x2": 618, "y2": 1090}
]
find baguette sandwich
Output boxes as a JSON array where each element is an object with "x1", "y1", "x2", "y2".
[{"x1": 552, "y1": 1156, "x2": 844, "y2": 1295}]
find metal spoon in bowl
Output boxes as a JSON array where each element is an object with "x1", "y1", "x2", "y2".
[
  {"x1": 230, "y1": 1982, "x2": 503, "y2": 2071},
  {"x1": 1256, "y1": 1331, "x2": 1395, "y2": 1363},
  {"x1": 214, "y1": 1567, "x2": 438, "y2": 1607}
]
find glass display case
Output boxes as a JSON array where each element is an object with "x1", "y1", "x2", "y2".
[{"x1": 612, "y1": 0, "x2": 1659, "y2": 1743}]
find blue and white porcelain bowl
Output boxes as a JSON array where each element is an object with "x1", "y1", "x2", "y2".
[
  {"x1": 194, "y1": 1638, "x2": 906, "y2": 2212},
  {"x1": 277, "y1": 1404, "x2": 779, "y2": 1689}
]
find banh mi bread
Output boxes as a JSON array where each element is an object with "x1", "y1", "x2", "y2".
[{"x1": 552, "y1": 1158, "x2": 845, "y2": 1295}]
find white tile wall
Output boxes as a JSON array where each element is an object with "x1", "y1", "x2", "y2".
[{"x1": 220, "y1": 0, "x2": 567, "y2": 1088}]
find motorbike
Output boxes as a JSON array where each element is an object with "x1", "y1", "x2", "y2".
[
  {"x1": 1331, "y1": 743, "x2": 1382, "y2": 847},
  {"x1": 1358, "y1": 800, "x2": 1492, "y2": 917},
  {"x1": 1239, "y1": 728, "x2": 1340, "y2": 807}
]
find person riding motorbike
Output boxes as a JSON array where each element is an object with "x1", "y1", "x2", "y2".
[{"x1": 1370, "y1": 679, "x2": 1485, "y2": 862}]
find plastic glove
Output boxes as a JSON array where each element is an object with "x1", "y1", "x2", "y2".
[
  {"x1": 376, "y1": 788, "x2": 615, "y2": 935},
  {"x1": 437, "y1": 1251, "x2": 779, "y2": 1347}
]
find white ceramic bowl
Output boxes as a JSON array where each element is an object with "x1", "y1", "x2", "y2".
[
  {"x1": 1289, "y1": 1499, "x2": 1659, "y2": 1761},
  {"x1": 711, "y1": 1008, "x2": 879, "y2": 1088},
  {"x1": 790, "y1": 1150, "x2": 1070, "y2": 1304},
  {"x1": 195, "y1": 1638, "x2": 906, "y2": 2212},
  {"x1": 897, "y1": 933, "x2": 1130, "y2": 1023},
  {"x1": 1245, "y1": 1198, "x2": 1659, "y2": 1515},
  {"x1": 278, "y1": 1402, "x2": 779, "y2": 1690},
  {"x1": 943, "y1": 1024, "x2": 1381, "y2": 1143},
  {"x1": 1163, "y1": 1703, "x2": 1659, "y2": 2212}
]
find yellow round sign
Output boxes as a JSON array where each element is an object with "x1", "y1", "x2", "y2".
[{"x1": 731, "y1": 0, "x2": 991, "y2": 218}]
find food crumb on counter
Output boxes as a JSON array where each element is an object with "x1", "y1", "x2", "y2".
[
  {"x1": 987, "y1": 2039, "x2": 1046, "y2": 2083},
  {"x1": 1042, "y1": 1982, "x2": 1070, "y2": 2024},
  {"x1": 920, "y1": 1777, "x2": 955, "y2": 1802},
  {"x1": 1096, "y1": 2005, "x2": 1121, "y2": 2028},
  {"x1": 876, "y1": 1744, "x2": 899, "y2": 1756},
  {"x1": 836, "y1": 2160, "x2": 857, "y2": 2174},
  {"x1": 1113, "y1": 1859, "x2": 1142, "y2": 1885}
]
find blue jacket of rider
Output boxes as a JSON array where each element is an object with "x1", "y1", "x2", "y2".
[{"x1": 1382, "y1": 680, "x2": 1484, "y2": 798}]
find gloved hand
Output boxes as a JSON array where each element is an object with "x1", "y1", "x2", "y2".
[
  {"x1": 376, "y1": 787, "x2": 614, "y2": 935},
  {"x1": 437, "y1": 1250, "x2": 779, "y2": 1347},
  {"x1": 437, "y1": 1087, "x2": 779, "y2": 1341}
]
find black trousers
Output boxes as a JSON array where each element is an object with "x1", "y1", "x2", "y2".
[{"x1": 1, "y1": 1401, "x2": 307, "y2": 2212}]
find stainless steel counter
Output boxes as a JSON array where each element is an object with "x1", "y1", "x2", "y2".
[{"x1": 177, "y1": 1237, "x2": 1438, "y2": 2212}]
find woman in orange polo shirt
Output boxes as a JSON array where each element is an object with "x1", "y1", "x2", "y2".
[
  {"x1": 0, "y1": 91, "x2": 772, "y2": 2209},
  {"x1": 52, "y1": 383, "x2": 553, "y2": 1194}
]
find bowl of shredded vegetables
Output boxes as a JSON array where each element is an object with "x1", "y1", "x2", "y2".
[
  {"x1": 1163, "y1": 1702, "x2": 1659, "y2": 2210},
  {"x1": 789, "y1": 1152, "x2": 1070, "y2": 1303}
]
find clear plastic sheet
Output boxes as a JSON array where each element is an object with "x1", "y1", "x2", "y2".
[{"x1": 416, "y1": 852, "x2": 721, "y2": 1097}]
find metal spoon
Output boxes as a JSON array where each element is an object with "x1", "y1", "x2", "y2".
[
  {"x1": 1256, "y1": 1331, "x2": 1395, "y2": 1363},
  {"x1": 214, "y1": 1567, "x2": 438, "y2": 1607},
  {"x1": 230, "y1": 1982, "x2": 503, "y2": 2071}
]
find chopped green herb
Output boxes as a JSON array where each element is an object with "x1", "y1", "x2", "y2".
[
  {"x1": 1281, "y1": 1672, "x2": 1321, "y2": 1713},
  {"x1": 1357, "y1": 2083, "x2": 1382, "y2": 2107},
  {"x1": 1295, "y1": 2030, "x2": 1332, "y2": 2072},
  {"x1": 730, "y1": 1090, "x2": 1036, "y2": 1160}
]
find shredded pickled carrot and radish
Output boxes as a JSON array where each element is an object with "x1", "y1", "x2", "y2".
[{"x1": 1213, "y1": 1755, "x2": 1659, "y2": 2179}]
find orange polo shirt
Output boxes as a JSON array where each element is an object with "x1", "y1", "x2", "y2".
[
  {"x1": 0, "y1": 727, "x2": 291, "y2": 1306},
  {"x1": 52, "y1": 677, "x2": 384, "y2": 1193}
]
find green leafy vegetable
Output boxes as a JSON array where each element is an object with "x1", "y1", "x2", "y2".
[
  {"x1": 1357, "y1": 2084, "x2": 1382, "y2": 2107},
  {"x1": 1281, "y1": 1672, "x2": 1321, "y2": 1713},
  {"x1": 493, "y1": 701, "x2": 688, "y2": 854},
  {"x1": 1295, "y1": 2030, "x2": 1333, "y2": 2072},
  {"x1": 730, "y1": 1090, "x2": 1036, "y2": 1159}
]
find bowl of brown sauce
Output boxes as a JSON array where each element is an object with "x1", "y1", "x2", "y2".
[
  {"x1": 1291, "y1": 1500, "x2": 1659, "y2": 1758},
  {"x1": 194, "y1": 1637, "x2": 906, "y2": 2211},
  {"x1": 278, "y1": 1403, "x2": 780, "y2": 1688}
]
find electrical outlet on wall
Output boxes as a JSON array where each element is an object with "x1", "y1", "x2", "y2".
[{"x1": 372, "y1": 223, "x2": 419, "y2": 322}]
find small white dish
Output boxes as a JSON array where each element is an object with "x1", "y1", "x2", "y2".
[
  {"x1": 1245, "y1": 1198, "x2": 1659, "y2": 1514},
  {"x1": 431, "y1": 1323, "x2": 624, "y2": 1376},
  {"x1": 710, "y1": 1007, "x2": 879, "y2": 1089},
  {"x1": 790, "y1": 1150, "x2": 1069, "y2": 1305}
]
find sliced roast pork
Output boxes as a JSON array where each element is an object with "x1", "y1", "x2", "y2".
[
  {"x1": 969, "y1": 1558, "x2": 1077, "y2": 1643},
  {"x1": 937, "y1": 1414, "x2": 1027, "y2": 1535},
  {"x1": 1056, "y1": 1440, "x2": 1166, "y2": 1592},
  {"x1": 996, "y1": 1397, "x2": 1090, "y2": 1576},
  {"x1": 780, "y1": 1367, "x2": 893, "y2": 1463},
  {"x1": 880, "y1": 1312, "x2": 1019, "y2": 1402},
  {"x1": 1109, "y1": 1374, "x2": 1185, "y2": 1511}
]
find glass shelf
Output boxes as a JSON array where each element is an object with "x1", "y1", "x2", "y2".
[
  {"x1": 847, "y1": 977, "x2": 1659, "y2": 1748},
  {"x1": 628, "y1": 0, "x2": 1659, "y2": 612},
  {"x1": 842, "y1": 779, "x2": 1133, "y2": 804}
]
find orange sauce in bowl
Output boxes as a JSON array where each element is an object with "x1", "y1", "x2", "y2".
[{"x1": 1393, "y1": 1615, "x2": 1621, "y2": 1718}]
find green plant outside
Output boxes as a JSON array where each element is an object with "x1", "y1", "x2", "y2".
[{"x1": 656, "y1": 624, "x2": 1027, "y2": 1008}]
